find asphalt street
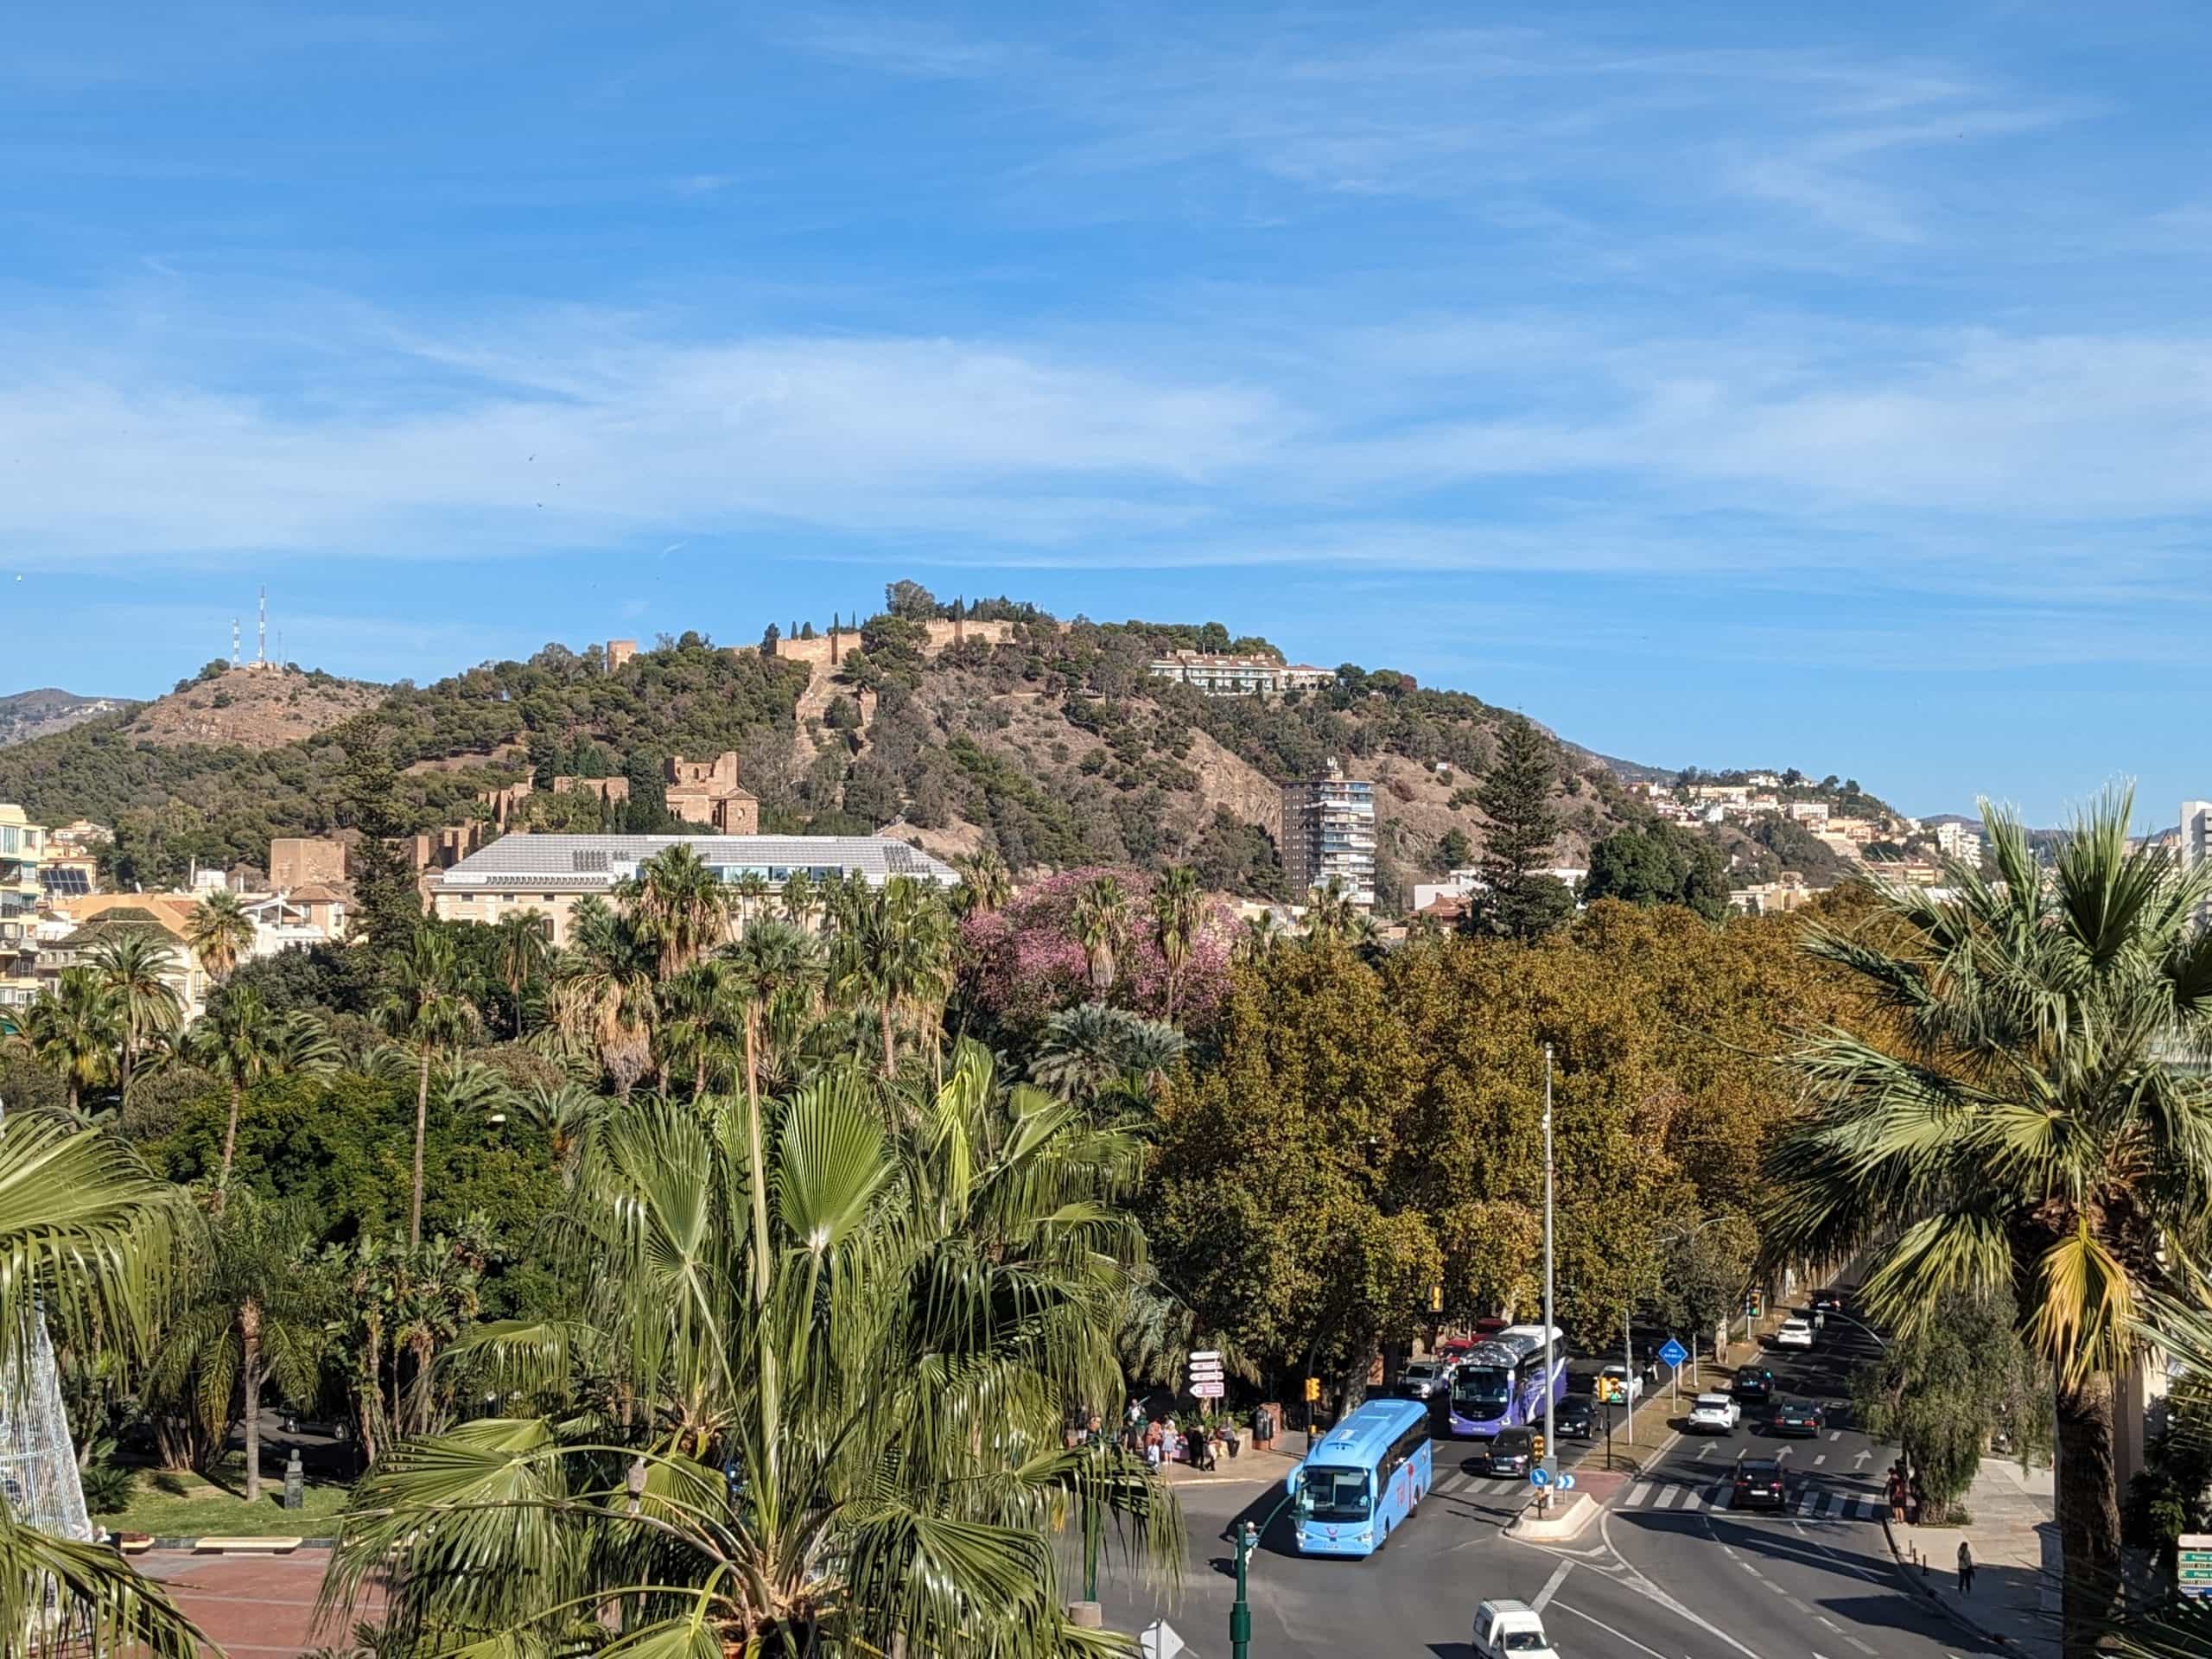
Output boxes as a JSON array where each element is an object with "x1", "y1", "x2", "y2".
[{"x1": 1074, "y1": 1304, "x2": 2004, "y2": 1659}]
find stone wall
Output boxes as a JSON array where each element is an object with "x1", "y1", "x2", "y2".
[{"x1": 269, "y1": 836, "x2": 346, "y2": 890}]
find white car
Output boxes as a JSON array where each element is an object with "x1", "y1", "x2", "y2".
[
  {"x1": 1472, "y1": 1598, "x2": 1561, "y2": 1657},
  {"x1": 1400, "y1": 1359, "x2": 1447, "y2": 1401},
  {"x1": 1687, "y1": 1392, "x2": 1741, "y2": 1433},
  {"x1": 1775, "y1": 1318, "x2": 1815, "y2": 1351}
]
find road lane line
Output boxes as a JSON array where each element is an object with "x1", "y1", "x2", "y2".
[
  {"x1": 1817, "y1": 1617, "x2": 1840, "y2": 1630},
  {"x1": 1549, "y1": 1599, "x2": 1683, "y2": 1659},
  {"x1": 1813, "y1": 1453, "x2": 1827, "y2": 1466},
  {"x1": 1827, "y1": 1431, "x2": 1841, "y2": 1441},
  {"x1": 1532, "y1": 1559, "x2": 1573, "y2": 1612},
  {"x1": 1846, "y1": 1640, "x2": 1877, "y2": 1655}
]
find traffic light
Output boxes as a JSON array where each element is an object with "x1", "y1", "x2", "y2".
[
  {"x1": 1430, "y1": 1282, "x2": 1444, "y2": 1313},
  {"x1": 1303, "y1": 1376, "x2": 1321, "y2": 1403},
  {"x1": 1531, "y1": 1433, "x2": 1547, "y2": 1462}
]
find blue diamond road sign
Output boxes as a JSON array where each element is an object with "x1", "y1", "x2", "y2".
[
  {"x1": 1658, "y1": 1338, "x2": 1689, "y2": 1368},
  {"x1": 1529, "y1": 1467, "x2": 1551, "y2": 1488}
]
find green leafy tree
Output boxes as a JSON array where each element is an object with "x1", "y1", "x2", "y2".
[
  {"x1": 1851, "y1": 1284, "x2": 2049, "y2": 1523},
  {"x1": 1762, "y1": 791, "x2": 2212, "y2": 1659},
  {"x1": 1468, "y1": 716, "x2": 1569, "y2": 940},
  {"x1": 181, "y1": 988, "x2": 340, "y2": 1211},
  {"x1": 487, "y1": 908, "x2": 550, "y2": 1032},
  {"x1": 377, "y1": 928, "x2": 485, "y2": 1246},
  {"x1": 546, "y1": 896, "x2": 658, "y2": 1097},
  {"x1": 1584, "y1": 823, "x2": 1730, "y2": 923},
  {"x1": 951, "y1": 847, "x2": 1013, "y2": 918}
]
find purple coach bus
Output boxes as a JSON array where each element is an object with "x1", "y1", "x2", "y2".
[{"x1": 1445, "y1": 1323, "x2": 1566, "y2": 1440}]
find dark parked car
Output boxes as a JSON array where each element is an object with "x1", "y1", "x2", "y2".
[
  {"x1": 1482, "y1": 1427, "x2": 1535, "y2": 1478},
  {"x1": 1732, "y1": 1457, "x2": 1789, "y2": 1510},
  {"x1": 1731, "y1": 1366, "x2": 1776, "y2": 1403},
  {"x1": 1552, "y1": 1395, "x2": 1596, "y2": 1440},
  {"x1": 1770, "y1": 1400, "x2": 1823, "y2": 1437}
]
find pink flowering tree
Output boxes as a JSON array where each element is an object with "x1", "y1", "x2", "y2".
[{"x1": 961, "y1": 866, "x2": 1236, "y2": 1036}]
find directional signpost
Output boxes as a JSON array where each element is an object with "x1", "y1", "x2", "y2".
[
  {"x1": 1659, "y1": 1337, "x2": 1689, "y2": 1404},
  {"x1": 1529, "y1": 1466, "x2": 1551, "y2": 1489},
  {"x1": 2180, "y1": 1535, "x2": 2212, "y2": 1599},
  {"x1": 1187, "y1": 1350, "x2": 1225, "y2": 1401}
]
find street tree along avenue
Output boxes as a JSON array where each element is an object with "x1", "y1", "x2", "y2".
[
  {"x1": 1147, "y1": 893, "x2": 1872, "y2": 1402},
  {"x1": 1762, "y1": 791, "x2": 2212, "y2": 1659}
]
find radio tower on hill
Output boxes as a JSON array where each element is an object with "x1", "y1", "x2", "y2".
[
  {"x1": 257, "y1": 587, "x2": 268, "y2": 668},
  {"x1": 232, "y1": 618, "x2": 241, "y2": 666}
]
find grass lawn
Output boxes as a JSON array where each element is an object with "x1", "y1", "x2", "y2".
[{"x1": 92, "y1": 1461, "x2": 355, "y2": 1538}]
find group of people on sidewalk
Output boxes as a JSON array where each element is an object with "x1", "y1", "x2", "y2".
[
  {"x1": 1886, "y1": 1459, "x2": 1978, "y2": 1595},
  {"x1": 1070, "y1": 1402, "x2": 1281, "y2": 1473}
]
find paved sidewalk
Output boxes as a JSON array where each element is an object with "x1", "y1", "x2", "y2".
[{"x1": 1885, "y1": 1459, "x2": 2058, "y2": 1659}]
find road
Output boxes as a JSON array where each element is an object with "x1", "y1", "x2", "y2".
[{"x1": 1074, "y1": 1301, "x2": 2001, "y2": 1658}]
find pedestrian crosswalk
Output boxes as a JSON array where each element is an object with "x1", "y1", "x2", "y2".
[{"x1": 1616, "y1": 1479, "x2": 1882, "y2": 1521}]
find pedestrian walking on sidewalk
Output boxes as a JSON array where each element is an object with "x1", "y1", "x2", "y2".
[{"x1": 1957, "y1": 1541, "x2": 1974, "y2": 1593}]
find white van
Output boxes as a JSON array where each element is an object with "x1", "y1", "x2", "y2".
[{"x1": 1472, "y1": 1598, "x2": 1560, "y2": 1656}]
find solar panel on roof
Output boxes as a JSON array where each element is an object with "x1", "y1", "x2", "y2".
[{"x1": 41, "y1": 868, "x2": 91, "y2": 896}]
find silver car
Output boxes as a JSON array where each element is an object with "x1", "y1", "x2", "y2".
[{"x1": 1400, "y1": 1359, "x2": 1447, "y2": 1400}]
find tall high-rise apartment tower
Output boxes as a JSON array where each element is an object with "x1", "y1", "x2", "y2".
[{"x1": 1281, "y1": 759, "x2": 1376, "y2": 911}]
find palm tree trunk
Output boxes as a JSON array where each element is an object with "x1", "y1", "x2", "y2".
[
  {"x1": 2055, "y1": 1374, "x2": 2122, "y2": 1659},
  {"x1": 241, "y1": 1299, "x2": 264, "y2": 1504},
  {"x1": 410, "y1": 1047, "x2": 430, "y2": 1247},
  {"x1": 880, "y1": 1004, "x2": 897, "y2": 1077},
  {"x1": 743, "y1": 1014, "x2": 771, "y2": 1303},
  {"x1": 216, "y1": 1080, "x2": 244, "y2": 1214}
]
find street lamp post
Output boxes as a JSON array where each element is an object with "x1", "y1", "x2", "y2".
[
  {"x1": 1540, "y1": 1043, "x2": 1555, "y2": 1508},
  {"x1": 1230, "y1": 1491, "x2": 1298, "y2": 1659}
]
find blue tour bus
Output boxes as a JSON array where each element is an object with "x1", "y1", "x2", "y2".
[
  {"x1": 1287, "y1": 1397, "x2": 1433, "y2": 1556},
  {"x1": 1445, "y1": 1323, "x2": 1566, "y2": 1439}
]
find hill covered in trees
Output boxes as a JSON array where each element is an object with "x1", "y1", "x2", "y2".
[{"x1": 0, "y1": 586, "x2": 1872, "y2": 905}]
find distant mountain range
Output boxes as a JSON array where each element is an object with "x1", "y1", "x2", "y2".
[{"x1": 0, "y1": 689, "x2": 135, "y2": 748}]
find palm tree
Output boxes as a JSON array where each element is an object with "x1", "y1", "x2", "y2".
[
  {"x1": 620, "y1": 843, "x2": 729, "y2": 977},
  {"x1": 545, "y1": 897, "x2": 658, "y2": 1097},
  {"x1": 952, "y1": 847, "x2": 1014, "y2": 918},
  {"x1": 183, "y1": 889, "x2": 256, "y2": 984},
  {"x1": 487, "y1": 909, "x2": 550, "y2": 1032},
  {"x1": 657, "y1": 957, "x2": 736, "y2": 1098},
  {"x1": 1302, "y1": 876, "x2": 1358, "y2": 945},
  {"x1": 1071, "y1": 874, "x2": 1132, "y2": 995},
  {"x1": 9, "y1": 969, "x2": 119, "y2": 1114},
  {"x1": 376, "y1": 927, "x2": 484, "y2": 1248},
  {"x1": 86, "y1": 931, "x2": 184, "y2": 1094},
  {"x1": 729, "y1": 869, "x2": 773, "y2": 935},
  {"x1": 833, "y1": 880, "x2": 953, "y2": 1077},
  {"x1": 1760, "y1": 790, "x2": 2212, "y2": 1659},
  {"x1": 150, "y1": 1194, "x2": 327, "y2": 1506},
  {"x1": 1236, "y1": 910, "x2": 1287, "y2": 964},
  {"x1": 323, "y1": 1042, "x2": 1180, "y2": 1658},
  {"x1": 182, "y1": 987, "x2": 335, "y2": 1212},
  {"x1": 0, "y1": 1110, "x2": 202, "y2": 1656},
  {"x1": 779, "y1": 868, "x2": 818, "y2": 931},
  {"x1": 1031, "y1": 1003, "x2": 1187, "y2": 1103},
  {"x1": 1151, "y1": 865, "x2": 1203, "y2": 1021},
  {"x1": 512, "y1": 1081, "x2": 605, "y2": 1180}
]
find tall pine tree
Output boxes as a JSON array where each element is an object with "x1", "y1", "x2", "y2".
[
  {"x1": 337, "y1": 724, "x2": 424, "y2": 957},
  {"x1": 1468, "y1": 715, "x2": 1573, "y2": 940}
]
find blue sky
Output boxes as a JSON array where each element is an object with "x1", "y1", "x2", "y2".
[{"x1": 5, "y1": 3, "x2": 2209, "y2": 823}]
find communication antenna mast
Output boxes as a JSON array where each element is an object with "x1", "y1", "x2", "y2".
[
  {"x1": 257, "y1": 587, "x2": 268, "y2": 667},
  {"x1": 232, "y1": 619, "x2": 241, "y2": 666}
]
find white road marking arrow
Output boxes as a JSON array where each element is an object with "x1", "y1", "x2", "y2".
[{"x1": 1853, "y1": 1449, "x2": 1872, "y2": 1469}]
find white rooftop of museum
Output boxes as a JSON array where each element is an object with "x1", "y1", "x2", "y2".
[{"x1": 433, "y1": 834, "x2": 958, "y2": 893}]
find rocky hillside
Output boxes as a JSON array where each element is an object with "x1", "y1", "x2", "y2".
[
  {"x1": 122, "y1": 664, "x2": 384, "y2": 748},
  {"x1": 0, "y1": 594, "x2": 1791, "y2": 904},
  {"x1": 0, "y1": 689, "x2": 134, "y2": 747}
]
